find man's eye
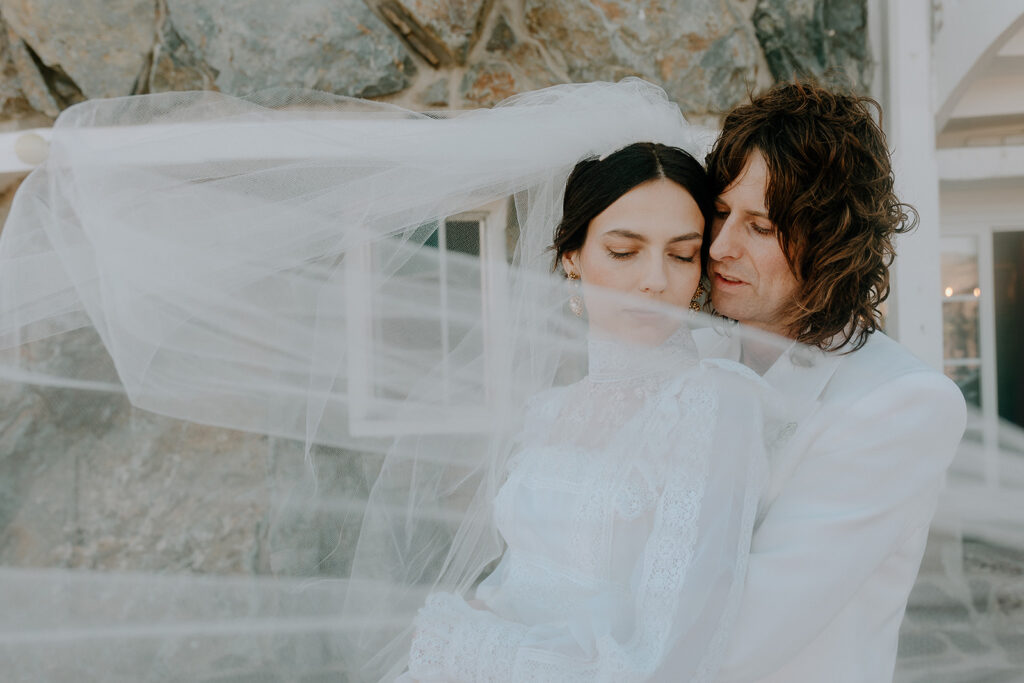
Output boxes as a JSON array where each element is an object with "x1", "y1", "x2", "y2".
[
  {"x1": 751, "y1": 224, "x2": 775, "y2": 236},
  {"x1": 713, "y1": 210, "x2": 729, "y2": 219}
]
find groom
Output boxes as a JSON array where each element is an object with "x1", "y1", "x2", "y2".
[{"x1": 698, "y1": 82, "x2": 967, "y2": 683}]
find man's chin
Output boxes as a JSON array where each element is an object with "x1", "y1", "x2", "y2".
[{"x1": 709, "y1": 292, "x2": 739, "y2": 319}]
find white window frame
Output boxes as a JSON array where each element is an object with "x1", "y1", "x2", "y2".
[
  {"x1": 941, "y1": 223, "x2": 1024, "y2": 486},
  {"x1": 345, "y1": 198, "x2": 511, "y2": 437}
]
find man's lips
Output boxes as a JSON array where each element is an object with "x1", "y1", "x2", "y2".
[{"x1": 713, "y1": 272, "x2": 747, "y2": 286}]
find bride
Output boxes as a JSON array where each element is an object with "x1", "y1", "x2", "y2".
[
  {"x1": 398, "y1": 142, "x2": 776, "y2": 683},
  {"x1": 0, "y1": 79, "x2": 800, "y2": 682}
]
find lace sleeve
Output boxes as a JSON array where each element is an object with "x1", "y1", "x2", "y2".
[{"x1": 409, "y1": 373, "x2": 768, "y2": 683}]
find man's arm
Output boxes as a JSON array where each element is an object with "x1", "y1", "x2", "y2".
[{"x1": 716, "y1": 370, "x2": 966, "y2": 681}]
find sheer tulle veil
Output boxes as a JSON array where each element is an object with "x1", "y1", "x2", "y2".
[{"x1": 0, "y1": 78, "x2": 810, "y2": 681}]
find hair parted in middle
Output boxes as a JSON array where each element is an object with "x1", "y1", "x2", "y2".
[
  {"x1": 551, "y1": 142, "x2": 714, "y2": 273},
  {"x1": 706, "y1": 80, "x2": 918, "y2": 351}
]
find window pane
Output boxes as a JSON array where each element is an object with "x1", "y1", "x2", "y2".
[
  {"x1": 445, "y1": 220, "x2": 482, "y2": 256},
  {"x1": 940, "y1": 237, "x2": 979, "y2": 297},
  {"x1": 942, "y1": 300, "x2": 980, "y2": 360},
  {"x1": 994, "y1": 230, "x2": 1024, "y2": 429},
  {"x1": 944, "y1": 363, "x2": 981, "y2": 408}
]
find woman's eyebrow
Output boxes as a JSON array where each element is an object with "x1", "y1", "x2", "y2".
[
  {"x1": 668, "y1": 232, "x2": 702, "y2": 244},
  {"x1": 603, "y1": 229, "x2": 646, "y2": 241},
  {"x1": 603, "y1": 229, "x2": 701, "y2": 244}
]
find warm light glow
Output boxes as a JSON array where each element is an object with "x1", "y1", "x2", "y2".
[
  {"x1": 973, "y1": 287, "x2": 981, "y2": 297},
  {"x1": 944, "y1": 287, "x2": 954, "y2": 297}
]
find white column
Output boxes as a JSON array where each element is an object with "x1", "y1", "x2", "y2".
[{"x1": 882, "y1": 0, "x2": 944, "y2": 369}]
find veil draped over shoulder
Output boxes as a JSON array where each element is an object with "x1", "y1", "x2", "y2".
[{"x1": 0, "y1": 79, "x2": 810, "y2": 682}]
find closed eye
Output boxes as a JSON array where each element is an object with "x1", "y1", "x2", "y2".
[
  {"x1": 751, "y1": 223, "x2": 774, "y2": 236},
  {"x1": 672, "y1": 254, "x2": 696, "y2": 262},
  {"x1": 608, "y1": 250, "x2": 635, "y2": 259}
]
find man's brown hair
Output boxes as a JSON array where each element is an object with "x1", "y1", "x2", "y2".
[{"x1": 706, "y1": 81, "x2": 917, "y2": 351}]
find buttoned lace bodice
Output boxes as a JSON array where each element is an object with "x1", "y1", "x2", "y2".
[{"x1": 408, "y1": 328, "x2": 767, "y2": 683}]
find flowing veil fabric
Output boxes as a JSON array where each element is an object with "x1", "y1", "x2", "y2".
[{"x1": 0, "y1": 79, "x2": 815, "y2": 682}]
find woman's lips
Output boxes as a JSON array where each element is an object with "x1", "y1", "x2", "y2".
[{"x1": 624, "y1": 308, "x2": 668, "y2": 321}]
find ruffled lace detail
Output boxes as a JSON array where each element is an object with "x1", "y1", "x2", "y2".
[
  {"x1": 409, "y1": 593, "x2": 528, "y2": 683},
  {"x1": 587, "y1": 325, "x2": 698, "y2": 383},
  {"x1": 613, "y1": 469, "x2": 659, "y2": 520}
]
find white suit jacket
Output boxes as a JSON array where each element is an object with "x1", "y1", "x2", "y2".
[{"x1": 697, "y1": 329, "x2": 967, "y2": 683}]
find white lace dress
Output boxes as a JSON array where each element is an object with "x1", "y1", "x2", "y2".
[{"x1": 407, "y1": 329, "x2": 769, "y2": 683}]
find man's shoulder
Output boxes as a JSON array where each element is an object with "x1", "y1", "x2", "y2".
[{"x1": 825, "y1": 330, "x2": 962, "y2": 407}]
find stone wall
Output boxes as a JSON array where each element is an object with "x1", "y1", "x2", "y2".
[
  {"x1": 0, "y1": 0, "x2": 872, "y2": 573},
  {"x1": 0, "y1": 2, "x2": 875, "y2": 678},
  {"x1": 0, "y1": 0, "x2": 871, "y2": 131}
]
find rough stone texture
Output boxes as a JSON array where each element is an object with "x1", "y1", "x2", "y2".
[
  {"x1": 457, "y1": 10, "x2": 561, "y2": 106},
  {"x1": 460, "y1": 41, "x2": 559, "y2": 106},
  {"x1": 0, "y1": 332, "x2": 269, "y2": 573},
  {"x1": 384, "y1": 0, "x2": 490, "y2": 65},
  {"x1": 0, "y1": 0, "x2": 869, "y2": 122},
  {"x1": 162, "y1": 0, "x2": 416, "y2": 97},
  {"x1": 752, "y1": 0, "x2": 871, "y2": 92},
  {"x1": 0, "y1": 0, "x2": 154, "y2": 100},
  {"x1": 523, "y1": 0, "x2": 763, "y2": 118},
  {"x1": 0, "y1": 327, "x2": 371, "y2": 578},
  {"x1": 0, "y1": 330, "x2": 370, "y2": 681},
  {"x1": 422, "y1": 76, "x2": 451, "y2": 106},
  {"x1": 485, "y1": 12, "x2": 516, "y2": 53},
  {"x1": 2, "y1": 25, "x2": 59, "y2": 118},
  {"x1": 148, "y1": 5, "x2": 216, "y2": 93}
]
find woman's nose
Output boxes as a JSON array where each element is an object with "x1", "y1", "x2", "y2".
[{"x1": 639, "y1": 256, "x2": 669, "y2": 293}]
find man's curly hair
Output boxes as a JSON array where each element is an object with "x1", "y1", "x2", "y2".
[{"x1": 706, "y1": 81, "x2": 917, "y2": 351}]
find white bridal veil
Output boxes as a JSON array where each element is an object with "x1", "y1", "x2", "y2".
[{"x1": 0, "y1": 79, "x2": 820, "y2": 682}]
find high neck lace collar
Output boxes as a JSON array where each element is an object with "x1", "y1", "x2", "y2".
[{"x1": 587, "y1": 326, "x2": 699, "y2": 383}]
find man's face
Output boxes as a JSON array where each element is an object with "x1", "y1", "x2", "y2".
[{"x1": 708, "y1": 151, "x2": 799, "y2": 338}]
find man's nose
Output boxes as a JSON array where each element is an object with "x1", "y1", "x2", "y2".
[{"x1": 708, "y1": 216, "x2": 742, "y2": 262}]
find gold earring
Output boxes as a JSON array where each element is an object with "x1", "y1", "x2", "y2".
[
  {"x1": 567, "y1": 271, "x2": 584, "y2": 318},
  {"x1": 689, "y1": 280, "x2": 706, "y2": 312}
]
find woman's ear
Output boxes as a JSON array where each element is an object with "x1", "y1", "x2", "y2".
[{"x1": 561, "y1": 251, "x2": 580, "y2": 277}]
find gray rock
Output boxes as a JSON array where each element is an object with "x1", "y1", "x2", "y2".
[
  {"x1": 421, "y1": 76, "x2": 450, "y2": 107},
  {"x1": 523, "y1": 0, "x2": 761, "y2": 118},
  {"x1": 382, "y1": 0, "x2": 488, "y2": 65},
  {"x1": 0, "y1": 0, "x2": 154, "y2": 99},
  {"x1": 164, "y1": 0, "x2": 416, "y2": 97},
  {"x1": 149, "y1": 7, "x2": 216, "y2": 93},
  {"x1": 946, "y1": 630, "x2": 990, "y2": 656},
  {"x1": 0, "y1": 329, "x2": 272, "y2": 574},
  {"x1": 897, "y1": 631, "x2": 948, "y2": 658},
  {"x1": 752, "y1": 0, "x2": 870, "y2": 91},
  {"x1": 459, "y1": 42, "x2": 560, "y2": 107},
  {"x1": 0, "y1": 23, "x2": 57, "y2": 118},
  {"x1": 457, "y1": 8, "x2": 560, "y2": 106},
  {"x1": 486, "y1": 13, "x2": 516, "y2": 53}
]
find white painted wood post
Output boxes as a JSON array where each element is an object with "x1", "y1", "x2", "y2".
[{"x1": 882, "y1": 0, "x2": 944, "y2": 370}]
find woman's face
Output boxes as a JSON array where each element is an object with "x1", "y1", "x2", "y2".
[{"x1": 562, "y1": 178, "x2": 704, "y2": 344}]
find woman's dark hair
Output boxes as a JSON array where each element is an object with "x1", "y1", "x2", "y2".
[
  {"x1": 706, "y1": 80, "x2": 917, "y2": 351},
  {"x1": 551, "y1": 142, "x2": 714, "y2": 272}
]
